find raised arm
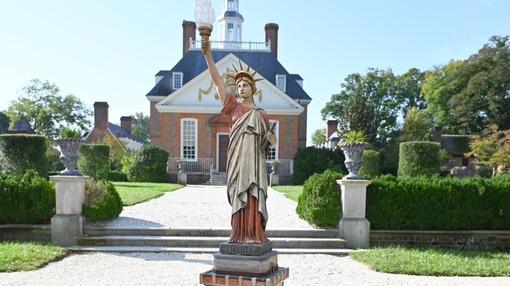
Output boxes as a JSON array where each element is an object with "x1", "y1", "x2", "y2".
[{"x1": 202, "y1": 41, "x2": 227, "y2": 103}]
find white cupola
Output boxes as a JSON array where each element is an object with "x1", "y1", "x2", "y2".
[{"x1": 217, "y1": 0, "x2": 244, "y2": 42}]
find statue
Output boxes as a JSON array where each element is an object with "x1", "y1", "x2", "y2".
[{"x1": 201, "y1": 40, "x2": 277, "y2": 244}]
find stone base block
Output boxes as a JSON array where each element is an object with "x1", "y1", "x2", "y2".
[
  {"x1": 177, "y1": 173, "x2": 187, "y2": 185},
  {"x1": 339, "y1": 218, "x2": 370, "y2": 249},
  {"x1": 270, "y1": 174, "x2": 279, "y2": 186},
  {"x1": 51, "y1": 214, "x2": 84, "y2": 246},
  {"x1": 219, "y1": 241, "x2": 273, "y2": 256},
  {"x1": 200, "y1": 267, "x2": 288, "y2": 286},
  {"x1": 214, "y1": 251, "x2": 278, "y2": 276}
]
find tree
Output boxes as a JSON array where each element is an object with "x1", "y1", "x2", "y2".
[
  {"x1": 6, "y1": 79, "x2": 91, "y2": 139},
  {"x1": 311, "y1": 128, "x2": 326, "y2": 145},
  {"x1": 131, "y1": 112, "x2": 149, "y2": 143},
  {"x1": 0, "y1": 112, "x2": 9, "y2": 134},
  {"x1": 321, "y1": 68, "x2": 400, "y2": 146},
  {"x1": 399, "y1": 107, "x2": 433, "y2": 142},
  {"x1": 466, "y1": 125, "x2": 507, "y2": 176},
  {"x1": 423, "y1": 36, "x2": 510, "y2": 134},
  {"x1": 395, "y1": 68, "x2": 427, "y2": 116}
]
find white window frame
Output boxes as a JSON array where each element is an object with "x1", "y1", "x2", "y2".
[
  {"x1": 266, "y1": 120, "x2": 279, "y2": 161},
  {"x1": 276, "y1": 74, "x2": 286, "y2": 92},
  {"x1": 180, "y1": 118, "x2": 198, "y2": 161},
  {"x1": 172, "y1": 72, "x2": 184, "y2": 90}
]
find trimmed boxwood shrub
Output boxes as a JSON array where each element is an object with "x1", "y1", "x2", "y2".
[
  {"x1": 83, "y1": 180, "x2": 123, "y2": 221},
  {"x1": 359, "y1": 150, "x2": 381, "y2": 179},
  {"x1": 296, "y1": 170, "x2": 343, "y2": 226},
  {"x1": 128, "y1": 145, "x2": 169, "y2": 182},
  {"x1": 78, "y1": 144, "x2": 110, "y2": 180},
  {"x1": 108, "y1": 170, "x2": 128, "y2": 182},
  {"x1": 0, "y1": 134, "x2": 49, "y2": 177},
  {"x1": 398, "y1": 141, "x2": 440, "y2": 177},
  {"x1": 0, "y1": 170, "x2": 55, "y2": 224},
  {"x1": 367, "y1": 175, "x2": 510, "y2": 230},
  {"x1": 293, "y1": 147, "x2": 346, "y2": 185}
]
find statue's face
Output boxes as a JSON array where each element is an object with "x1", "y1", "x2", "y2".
[{"x1": 237, "y1": 80, "x2": 253, "y2": 99}]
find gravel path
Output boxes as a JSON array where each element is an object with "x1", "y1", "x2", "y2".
[
  {"x1": 1, "y1": 252, "x2": 509, "y2": 286},
  {"x1": 90, "y1": 185, "x2": 316, "y2": 230}
]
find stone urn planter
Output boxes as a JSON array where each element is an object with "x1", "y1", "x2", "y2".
[
  {"x1": 56, "y1": 138, "x2": 81, "y2": 175},
  {"x1": 269, "y1": 160, "x2": 280, "y2": 175},
  {"x1": 339, "y1": 141, "x2": 369, "y2": 180}
]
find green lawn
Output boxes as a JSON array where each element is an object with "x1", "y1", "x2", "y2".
[
  {"x1": 350, "y1": 246, "x2": 510, "y2": 276},
  {"x1": 0, "y1": 242, "x2": 68, "y2": 272},
  {"x1": 112, "y1": 182, "x2": 183, "y2": 206},
  {"x1": 272, "y1": 185, "x2": 302, "y2": 202}
]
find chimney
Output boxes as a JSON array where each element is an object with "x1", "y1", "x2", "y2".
[
  {"x1": 94, "y1": 102, "x2": 109, "y2": 130},
  {"x1": 265, "y1": 23, "x2": 279, "y2": 59},
  {"x1": 120, "y1": 116, "x2": 133, "y2": 135},
  {"x1": 431, "y1": 125, "x2": 442, "y2": 142},
  {"x1": 182, "y1": 20, "x2": 197, "y2": 56},
  {"x1": 326, "y1": 120, "x2": 338, "y2": 138}
]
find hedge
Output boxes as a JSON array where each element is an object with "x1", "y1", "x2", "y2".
[
  {"x1": 359, "y1": 150, "x2": 382, "y2": 179},
  {"x1": 108, "y1": 170, "x2": 129, "y2": 182},
  {"x1": 398, "y1": 141, "x2": 440, "y2": 177},
  {"x1": 128, "y1": 145, "x2": 169, "y2": 182},
  {"x1": 78, "y1": 144, "x2": 110, "y2": 180},
  {"x1": 296, "y1": 170, "x2": 343, "y2": 226},
  {"x1": 0, "y1": 170, "x2": 55, "y2": 224},
  {"x1": 83, "y1": 180, "x2": 123, "y2": 221},
  {"x1": 293, "y1": 147, "x2": 346, "y2": 185},
  {"x1": 367, "y1": 175, "x2": 510, "y2": 230},
  {"x1": 0, "y1": 134, "x2": 49, "y2": 177}
]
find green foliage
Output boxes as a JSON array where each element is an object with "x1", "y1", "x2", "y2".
[
  {"x1": 131, "y1": 112, "x2": 150, "y2": 143},
  {"x1": 114, "y1": 182, "x2": 182, "y2": 206},
  {"x1": 342, "y1": 130, "x2": 367, "y2": 143},
  {"x1": 380, "y1": 139, "x2": 400, "y2": 175},
  {"x1": 120, "y1": 151, "x2": 137, "y2": 174},
  {"x1": 0, "y1": 170, "x2": 55, "y2": 224},
  {"x1": 359, "y1": 150, "x2": 382, "y2": 179},
  {"x1": 0, "y1": 134, "x2": 48, "y2": 177},
  {"x1": 100, "y1": 132, "x2": 126, "y2": 169},
  {"x1": 398, "y1": 141, "x2": 440, "y2": 177},
  {"x1": 367, "y1": 175, "x2": 510, "y2": 230},
  {"x1": 423, "y1": 36, "x2": 510, "y2": 133},
  {"x1": 82, "y1": 180, "x2": 123, "y2": 221},
  {"x1": 293, "y1": 147, "x2": 347, "y2": 185},
  {"x1": 108, "y1": 170, "x2": 128, "y2": 182},
  {"x1": 296, "y1": 170, "x2": 343, "y2": 226},
  {"x1": 6, "y1": 79, "x2": 91, "y2": 140},
  {"x1": 60, "y1": 127, "x2": 81, "y2": 139},
  {"x1": 127, "y1": 145, "x2": 169, "y2": 182},
  {"x1": 45, "y1": 140, "x2": 64, "y2": 172},
  {"x1": 466, "y1": 126, "x2": 509, "y2": 175},
  {"x1": 78, "y1": 144, "x2": 110, "y2": 180},
  {"x1": 399, "y1": 107, "x2": 432, "y2": 142},
  {"x1": 311, "y1": 128, "x2": 326, "y2": 145},
  {"x1": 0, "y1": 112, "x2": 10, "y2": 134}
]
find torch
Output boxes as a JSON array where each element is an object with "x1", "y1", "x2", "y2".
[{"x1": 195, "y1": 0, "x2": 216, "y2": 42}]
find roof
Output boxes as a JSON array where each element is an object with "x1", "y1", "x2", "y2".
[
  {"x1": 223, "y1": 11, "x2": 244, "y2": 20},
  {"x1": 8, "y1": 118, "x2": 34, "y2": 134},
  {"x1": 107, "y1": 122, "x2": 131, "y2": 138},
  {"x1": 146, "y1": 50, "x2": 311, "y2": 101}
]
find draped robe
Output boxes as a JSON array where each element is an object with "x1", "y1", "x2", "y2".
[{"x1": 222, "y1": 93, "x2": 269, "y2": 244}]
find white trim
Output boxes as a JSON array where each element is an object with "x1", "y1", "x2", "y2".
[
  {"x1": 180, "y1": 118, "x2": 198, "y2": 161},
  {"x1": 172, "y1": 72, "x2": 184, "y2": 90},
  {"x1": 276, "y1": 74, "x2": 286, "y2": 92},
  {"x1": 267, "y1": 120, "x2": 279, "y2": 160},
  {"x1": 146, "y1": 96, "x2": 166, "y2": 102},
  {"x1": 155, "y1": 53, "x2": 305, "y2": 114},
  {"x1": 216, "y1": 132, "x2": 229, "y2": 172},
  {"x1": 156, "y1": 105, "x2": 303, "y2": 115}
]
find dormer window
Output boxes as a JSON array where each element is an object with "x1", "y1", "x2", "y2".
[
  {"x1": 276, "y1": 74, "x2": 286, "y2": 92},
  {"x1": 173, "y1": 72, "x2": 183, "y2": 90}
]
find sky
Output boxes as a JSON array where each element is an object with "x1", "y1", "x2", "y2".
[{"x1": 1, "y1": 0, "x2": 509, "y2": 144}]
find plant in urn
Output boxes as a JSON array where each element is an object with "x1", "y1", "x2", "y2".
[
  {"x1": 195, "y1": 0, "x2": 215, "y2": 42},
  {"x1": 56, "y1": 127, "x2": 82, "y2": 175},
  {"x1": 339, "y1": 130, "x2": 369, "y2": 179}
]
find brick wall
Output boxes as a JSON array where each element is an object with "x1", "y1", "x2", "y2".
[{"x1": 370, "y1": 230, "x2": 510, "y2": 250}]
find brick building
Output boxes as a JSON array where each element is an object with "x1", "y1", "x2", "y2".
[{"x1": 146, "y1": 0, "x2": 311, "y2": 183}]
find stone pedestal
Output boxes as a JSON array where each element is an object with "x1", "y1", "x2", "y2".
[
  {"x1": 337, "y1": 179, "x2": 371, "y2": 249},
  {"x1": 177, "y1": 173, "x2": 187, "y2": 185},
  {"x1": 200, "y1": 241, "x2": 289, "y2": 285},
  {"x1": 50, "y1": 175, "x2": 87, "y2": 246}
]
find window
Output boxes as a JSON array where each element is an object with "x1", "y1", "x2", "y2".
[
  {"x1": 181, "y1": 119, "x2": 197, "y2": 161},
  {"x1": 172, "y1": 72, "x2": 183, "y2": 90},
  {"x1": 266, "y1": 120, "x2": 279, "y2": 161},
  {"x1": 276, "y1": 74, "x2": 286, "y2": 92}
]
